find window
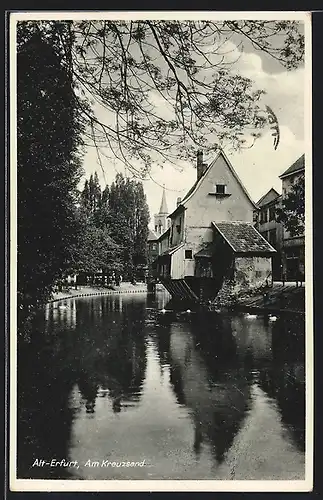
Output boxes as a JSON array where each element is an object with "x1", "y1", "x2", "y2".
[
  {"x1": 260, "y1": 209, "x2": 268, "y2": 224},
  {"x1": 208, "y1": 183, "x2": 230, "y2": 196},
  {"x1": 185, "y1": 250, "x2": 193, "y2": 259},
  {"x1": 215, "y1": 184, "x2": 226, "y2": 194},
  {"x1": 269, "y1": 229, "x2": 277, "y2": 248},
  {"x1": 269, "y1": 206, "x2": 275, "y2": 221},
  {"x1": 176, "y1": 216, "x2": 182, "y2": 234}
]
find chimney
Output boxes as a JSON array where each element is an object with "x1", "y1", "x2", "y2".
[
  {"x1": 176, "y1": 197, "x2": 181, "y2": 207},
  {"x1": 197, "y1": 150, "x2": 203, "y2": 180}
]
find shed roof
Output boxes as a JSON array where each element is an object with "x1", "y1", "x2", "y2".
[
  {"x1": 212, "y1": 221, "x2": 276, "y2": 254},
  {"x1": 194, "y1": 243, "x2": 214, "y2": 258},
  {"x1": 159, "y1": 242, "x2": 184, "y2": 256}
]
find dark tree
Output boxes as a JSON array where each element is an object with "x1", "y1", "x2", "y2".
[
  {"x1": 80, "y1": 171, "x2": 102, "y2": 215},
  {"x1": 17, "y1": 24, "x2": 84, "y2": 337},
  {"x1": 276, "y1": 174, "x2": 305, "y2": 236}
]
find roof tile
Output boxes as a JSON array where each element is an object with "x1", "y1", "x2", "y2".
[{"x1": 212, "y1": 221, "x2": 276, "y2": 254}]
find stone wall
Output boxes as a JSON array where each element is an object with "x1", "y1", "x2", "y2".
[
  {"x1": 233, "y1": 256, "x2": 272, "y2": 294},
  {"x1": 212, "y1": 277, "x2": 237, "y2": 308},
  {"x1": 211, "y1": 255, "x2": 272, "y2": 308}
]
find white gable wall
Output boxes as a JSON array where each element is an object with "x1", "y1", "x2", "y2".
[
  {"x1": 167, "y1": 153, "x2": 256, "y2": 278},
  {"x1": 185, "y1": 153, "x2": 254, "y2": 228}
]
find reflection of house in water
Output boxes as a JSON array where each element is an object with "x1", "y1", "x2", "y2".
[{"x1": 166, "y1": 324, "x2": 252, "y2": 463}]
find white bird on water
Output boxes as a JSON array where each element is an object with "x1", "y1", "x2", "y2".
[
  {"x1": 269, "y1": 315, "x2": 278, "y2": 321},
  {"x1": 245, "y1": 313, "x2": 257, "y2": 319},
  {"x1": 186, "y1": 309, "x2": 191, "y2": 314}
]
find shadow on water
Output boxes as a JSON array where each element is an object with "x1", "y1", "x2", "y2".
[
  {"x1": 17, "y1": 295, "x2": 147, "y2": 478},
  {"x1": 17, "y1": 292, "x2": 305, "y2": 479},
  {"x1": 257, "y1": 315, "x2": 305, "y2": 452}
]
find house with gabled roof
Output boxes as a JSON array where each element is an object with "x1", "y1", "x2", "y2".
[{"x1": 155, "y1": 149, "x2": 276, "y2": 305}]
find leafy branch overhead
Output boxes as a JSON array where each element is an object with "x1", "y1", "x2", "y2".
[{"x1": 17, "y1": 20, "x2": 304, "y2": 176}]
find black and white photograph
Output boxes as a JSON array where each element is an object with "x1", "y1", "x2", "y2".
[{"x1": 9, "y1": 10, "x2": 312, "y2": 492}]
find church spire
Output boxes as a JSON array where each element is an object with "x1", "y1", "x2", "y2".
[{"x1": 159, "y1": 185, "x2": 168, "y2": 214}]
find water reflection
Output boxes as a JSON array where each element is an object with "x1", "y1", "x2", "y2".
[
  {"x1": 166, "y1": 322, "x2": 252, "y2": 463},
  {"x1": 17, "y1": 293, "x2": 305, "y2": 480}
]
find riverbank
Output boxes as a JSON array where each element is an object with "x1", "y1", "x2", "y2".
[
  {"x1": 235, "y1": 282, "x2": 305, "y2": 315},
  {"x1": 49, "y1": 282, "x2": 148, "y2": 303},
  {"x1": 49, "y1": 281, "x2": 305, "y2": 315}
]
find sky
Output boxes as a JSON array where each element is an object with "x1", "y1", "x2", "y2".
[{"x1": 80, "y1": 20, "x2": 307, "y2": 227}]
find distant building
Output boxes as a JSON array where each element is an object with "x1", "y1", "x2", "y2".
[
  {"x1": 154, "y1": 186, "x2": 171, "y2": 236},
  {"x1": 254, "y1": 188, "x2": 284, "y2": 280},
  {"x1": 279, "y1": 154, "x2": 305, "y2": 281},
  {"x1": 147, "y1": 188, "x2": 170, "y2": 278},
  {"x1": 154, "y1": 149, "x2": 275, "y2": 304},
  {"x1": 147, "y1": 229, "x2": 158, "y2": 277}
]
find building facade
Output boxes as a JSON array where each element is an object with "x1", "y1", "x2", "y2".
[
  {"x1": 279, "y1": 154, "x2": 305, "y2": 281},
  {"x1": 147, "y1": 229, "x2": 158, "y2": 276},
  {"x1": 147, "y1": 188, "x2": 171, "y2": 280},
  {"x1": 154, "y1": 149, "x2": 275, "y2": 305},
  {"x1": 254, "y1": 188, "x2": 284, "y2": 280}
]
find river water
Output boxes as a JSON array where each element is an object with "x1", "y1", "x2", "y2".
[{"x1": 17, "y1": 291, "x2": 305, "y2": 481}]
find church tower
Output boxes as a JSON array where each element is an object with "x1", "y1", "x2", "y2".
[{"x1": 154, "y1": 186, "x2": 170, "y2": 236}]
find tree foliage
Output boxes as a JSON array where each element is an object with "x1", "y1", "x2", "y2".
[
  {"x1": 17, "y1": 25, "x2": 84, "y2": 330},
  {"x1": 18, "y1": 19, "x2": 304, "y2": 176},
  {"x1": 73, "y1": 221, "x2": 121, "y2": 274},
  {"x1": 276, "y1": 174, "x2": 305, "y2": 236},
  {"x1": 78, "y1": 171, "x2": 150, "y2": 277},
  {"x1": 107, "y1": 173, "x2": 150, "y2": 276}
]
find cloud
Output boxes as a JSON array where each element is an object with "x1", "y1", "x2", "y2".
[
  {"x1": 219, "y1": 40, "x2": 305, "y2": 140},
  {"x1": 229, "y1": 126, "x2": 304, "y2": 203}
]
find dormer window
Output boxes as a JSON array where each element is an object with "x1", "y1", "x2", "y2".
[
  {"x1": 208, "y1": 183, "x2": 231, "y2": 197},
  {"x1": 216, "y1": 184, "x2": 226, "y2": 194}
]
